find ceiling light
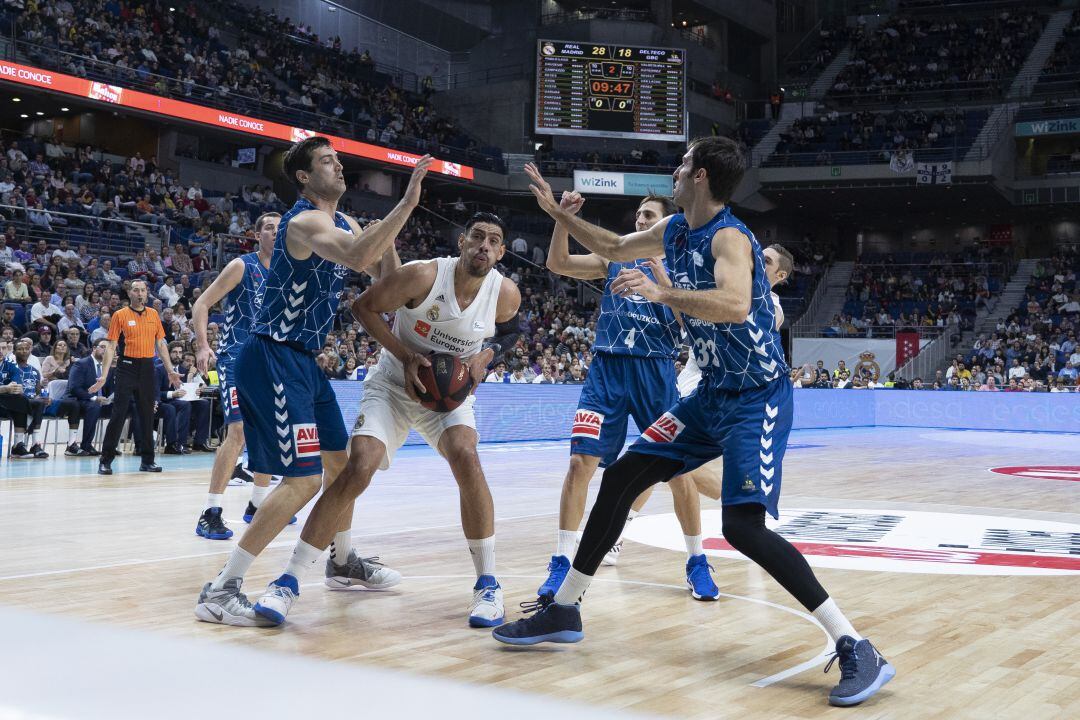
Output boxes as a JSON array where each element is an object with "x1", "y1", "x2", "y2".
[
  {"x1": 11, "y1": 97, "x2": 20, "y2": 102},
  {"x1": 34, "y1": 111, "x2": 43, "y2": 116},
  {"x1": 60, "y1": 107, "x2": 69, "y2": 112},
  {"x1": 19, "y1": 113, "x2": 27, "y2": 118}
]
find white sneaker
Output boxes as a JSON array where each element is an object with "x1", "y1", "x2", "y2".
[
  {"x1": 195, "y1": 578, "x2": 275, "y2": 627},
  {"x1": 253, "y1": 574, "x2": 299, "y2": 626},
  {"x1": 468, "y1": 575, "x2": 504, "y2": 628},
  {"x1": 325, "y1": 551, "x2": 402, "y2": 590},
  {"x1": 602, "y1": 539, "x2": 623, "y2": 566}
]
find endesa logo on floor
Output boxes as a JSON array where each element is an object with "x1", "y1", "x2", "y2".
[
  {"x1": 989, "y1": 466, "x2": 1080, "y2": 482},
  {"x1": 624, "y1": 508, "x2": 1080, "y2": 576}
]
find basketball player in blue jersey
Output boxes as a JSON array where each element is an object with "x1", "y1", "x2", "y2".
[
  {"x1": 494, "y1": 141, "x2": 894, "y2": 708},
  {"x1": 195, "y1": 136, "x2": 431, "y2": 627},
  {"x1": 538, "y1": 190, "x2": 719, "y2": 601},
  {"x1": 190, "y1": 212, "x2": 279, "y2": 541}
]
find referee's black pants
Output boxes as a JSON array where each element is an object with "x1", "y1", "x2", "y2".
[{"x1": 101, "y1": 357, "x2": 157, "y2": 465}]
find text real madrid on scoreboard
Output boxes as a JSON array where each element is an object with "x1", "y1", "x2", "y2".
[{"x1": 535, "y1": 40, "x2": 686, "y2": 142}]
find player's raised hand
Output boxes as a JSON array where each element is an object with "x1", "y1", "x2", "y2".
[
  {"x1": 644, "y1": 257, "x2": 672, "y2": 288},
  {"x1": 559, "y1": 190, "x2": 584, "y2": 216},
  {"x1": 403, "y1": 351, "x2": 432, "y2": 401},
  {"x1": 611, "y1": 267, "x2": 664, "y2": 302},
  {"x1": 403, "y1": 155, "x2": 433, "y2": 207},
  {"x1": 524, "y1": 163, "x2": 560, "y2": 218}
]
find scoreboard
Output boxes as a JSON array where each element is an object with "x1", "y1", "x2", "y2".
[{"x1": 535, "y1": 40, "x2": 686, "y2": 142}]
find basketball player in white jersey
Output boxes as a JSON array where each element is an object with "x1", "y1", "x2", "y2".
[{"x1": 257, "y1": 212, "x2": 522, "y2": 628}]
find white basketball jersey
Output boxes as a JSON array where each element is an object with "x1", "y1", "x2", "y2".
[
  {"x1": 677, "y1": 292, "x2": 783, "y2": 398},
  {"x1": 372, "y1": 256, "x2": 503, "y2": 385}
]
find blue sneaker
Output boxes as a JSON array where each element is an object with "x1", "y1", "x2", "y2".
[
  {"x1": 826, "y1": 636, "x2": 895, "y2": 706},
  {"x1": 243, "y1": 501, "x2": 296, "y2": 525},
  {"x1": 195, "y1": 507, "x2": 233, "y2": 540},
  {"x1": 537, "y1": 555, "x2": 571, "y2": 596},
  {"x1": 253, "y1": 574, "x2": 299, "y2": 626},
  {"x1": 492, "y1": 595, "x2": 584, "y2": 646},
  {"x1": 685, "y1": 554, "x2": 719, "y2": 601},
  {"x1": 468, "y1": 575, "x2": 504, "y2": 628}
]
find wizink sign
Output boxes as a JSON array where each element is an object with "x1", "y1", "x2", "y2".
[
  {"x1": 573, "y1": 170, "x2": 673, "y2": 196},
  {"x1": 1014, "y1": 118, "x2": 1080, "y2": 137}
]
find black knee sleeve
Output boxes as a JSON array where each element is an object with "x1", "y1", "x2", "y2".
[
  {"x1": 572, "y1": 452, "x2": 683, "y2": 576},
  {"x1": 721, "y1": 503, "x2": 828, "y2": 611}
]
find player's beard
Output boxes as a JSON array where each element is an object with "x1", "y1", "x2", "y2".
[{"x1": 465, "y1": 252, "x2": 490, "y2": 277}]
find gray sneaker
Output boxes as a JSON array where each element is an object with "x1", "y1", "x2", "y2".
[
  {"x1": 325, "y1": 551, "x2": 402, "y2": 590},
  {"x1": 826, "y1": 636, "x2": 896, "y2": 706},
  {"x1": 195, "y1": 578, "x2": 276, "y2": 627}
]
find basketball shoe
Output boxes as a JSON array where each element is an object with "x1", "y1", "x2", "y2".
[
  {"x1": 537, "y1": 555, "x2": 571, "y2": 596},
  {"x1": 826, "y1": 636, "x2": 896, "y2": 706},
  {"x1": 685, "y1": 554, "x2": 719, "y2": 600},
  {"x1": 242, "y1": 501, "x2": 296, "y2": 525},
  {"x1": 325, "y1": 551, "x2": 402, "y2": 590},
  {"x1": 195, "y1": 578, "x2": 274, "y2": 627},
  {"x1": 602, "y1": 539, "x2": 622, "y2": 566},
  {"x1": 195, "y1": 507, "x2": 233, "y2": 540},
  {"x1": 491, "y1": 594, "x2": 583, "y2": 646},
  {"x1": 253, "y1": 574, "x2": 299, "y2": 626},
  {"x1": 468, "y1": 575, "x2": 504, "y2": 627}
]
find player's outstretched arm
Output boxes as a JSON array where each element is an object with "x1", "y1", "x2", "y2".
[
  {"x1": 191, "y1": 257, "x2": 244, "y2": 373},
  {"x1": 524, "y1": 163, "x2": 667, "y2": 262},
  {"x1": 292, "y1": 156, "x2": 432, "y2": 273},
  {"x1": 546, "y1": 191, "x2": 607, "y2": 280},
  {"x1": 353, "y1": 261, "x2": 436, "y2": 399},
  {"x1": 611, "y1": 226, "x2": 752, "y2": 324}
]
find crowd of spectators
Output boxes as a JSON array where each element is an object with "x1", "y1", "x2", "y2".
[
  {"x1": 828, "y1": 10, "x2": 1045, "y2": 102},
  {"x1": 786, "y1": 22, "x2": 855, "y2": 79},
  {"x1": 7, "y1": 0, "x2": 501, "y2": 171},
  {"x1": 768, "y1": 106, "x2": 987, "y2": 166},
  {"x1": 1039, "y1": 9, "x2": 1080, "y2": 88}
]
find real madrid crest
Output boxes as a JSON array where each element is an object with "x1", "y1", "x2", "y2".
[
  {"x1": 426, "y1": 304, "x2": 440, "y2": 321},
  {"x1": 353, "y1": 413, "x2": 365, "y2": 430},
  {"x1": 857, "y1": 351, "x2": 881, "y2": 381}
]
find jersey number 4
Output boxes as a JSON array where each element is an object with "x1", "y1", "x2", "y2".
[
  {"x1": 693, "y1": 338, "x2": 721, "y2": 367},
  {"x1": 624, "y1": 328, "x2": 636, "y2": 349}
]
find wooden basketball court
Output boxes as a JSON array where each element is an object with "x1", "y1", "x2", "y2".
[{"x1": 0, "y1": 426, "x2": 1077, "y2": 718}]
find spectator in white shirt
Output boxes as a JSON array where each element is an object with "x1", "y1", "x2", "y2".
[
  {"x1": 30, "y1": 297, "x2": 63, "y2": 331},
  {"x1": 484, "y1": 362, "x2": 508, "y2": 383},
  {"x1": 511, "y1": 236, "x2": 528, "y2": 256},
  {"x1": 1007, "y1": 359, "x2": 1026, "y2": 381},
  {"x1": 52, "y1": 239, "x2": 79, "y2": 262}
]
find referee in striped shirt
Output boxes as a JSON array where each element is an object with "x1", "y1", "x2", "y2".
[{"x1": 90, "y1": 279, "x2": 181, "y2": 474}]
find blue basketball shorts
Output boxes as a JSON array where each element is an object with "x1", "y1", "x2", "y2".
[
  {"x1": 630, "y1": 376, "x2": 794, "y2": 519},
  {"x1": 570, "y1": 353, "x2": 678, "y2": 467},
  {"x1": 217, "y1": 355, "x2": 242, "y2": 426},
  {"x1": 234, "y1": 335, "x2": 348, "y2": 478}
]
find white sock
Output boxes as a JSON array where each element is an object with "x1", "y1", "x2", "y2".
[
  {"x1": 250, "y1": 484, "x2": 270, "y2": 508},
  {"x1": 211, "y1": 547, "x2": 256, "y2": 590},
  {"x1": 812, "y1": 597, "x2": 863, "y2": 644},
  {"x1": 554, "y1": 568, "x2": 592, "y2": 605},
  {"x1": 68, "y1": 427, "x2": 80, "y2": 444},
  {"x1": 15, "y1": 431, "x2": 26, "y2": 445},
  {"x1": 206, "y1": 493, "x2": 223, "y2": 510},
  {"x1": 283, "y1": 540, "x2": 324, "y2": 580},
  {"x1": 467, "y1": 536, "x2": 496, "y2": 577},
  {"x1": 330, "y1": 530, "x2": 352, "y2": 566},
  {"x1": 684, "y1": 534, "x2": 704, "y2": 558},
  {"x1": 555, "y1": 529, "x2": 578, "y2": 558}
]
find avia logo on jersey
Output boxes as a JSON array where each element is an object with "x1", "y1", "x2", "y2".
[
  {"x1": 228, "y1": 387, "x2": 239, "y2": 410},
  {"x1": 624, "y1": 507, "x2": 1080, "y2": 576},
  {"x1": 571, "y1": 410, "x2": 605, "y2": 439},
  {"x1": 292, "y1": 424, "x2": 321, "y2": 457},
  {"x1": 414, "y1": 319, "x2": 431, "y2": 338},
  {"x1": 641, "y1": 412, "x2": 685, "y2": 443}
]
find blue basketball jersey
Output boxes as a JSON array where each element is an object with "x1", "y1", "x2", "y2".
[
  {"x1": 592, "y1": 259, "x2": 679, "y2": 359},
  {"x1": 251, "y1": 198, "x2": 351, "y2": 351},
  {"x1": 662, "y1": 208, "x2": 788, "y2": 392},
  {"x1": 218, "y1": 252, "x2": 268, "y2": 363}
]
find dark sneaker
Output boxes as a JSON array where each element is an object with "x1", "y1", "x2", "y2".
[
  {"x1": 98, "y1": 461, "x2": 113, "y2": 475},
  {"x1": 685, "y1": 554, "x2": 720, "y2": 600},
  {"x1": 196, "y1": 507, "x2": 234, "y2": 540},
  {"x1": 491, "y1": 594, "x2": 584, "y2": 646},
  {"x1": 65, "y1": 442, "x2": 81, "y2": 456},
  {"x1": 826, "y1": 636, "x2": 896, "y2": 706},
  {"x1": 537, "y1": 555, "x2": 571, "y2": 596},
  {"x1": 325, "y1": 551, "x2": 401, "y2": 590},
  {"x1": 80, "y1": 446, "x2": 101, "y2": 456},
  {"x1": 140, "y1": 463, "x2": 163, "y2": 472},
  {"x1": 29, "y1": 443, "x2": 49, "y2": 459},
  {"x1": 10, "y1": 442, "x2": 33, "y2": 459},
  {"x1": 242, "y1": 501, "x2": 296, "y2": 525}
]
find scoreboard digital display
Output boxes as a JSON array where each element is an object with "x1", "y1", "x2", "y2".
[{"x1": 535, "y1": 40, "x2": 686, "y2": 142}]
